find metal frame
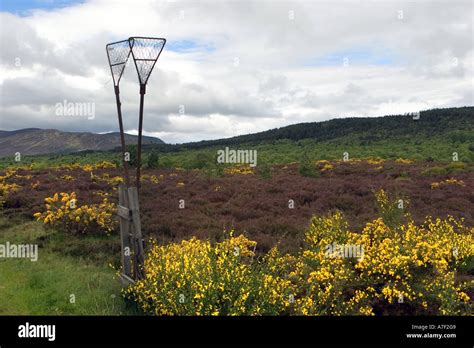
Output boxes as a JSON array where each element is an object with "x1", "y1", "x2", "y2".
[
  {"x1": 106, "y1": 36, "x2": 166, "y2": 282},
  {"x1": 129, "y1": 36, "x2": 167, "y2": 86},
  {"x1": 128, "y1": 37, "x2": 166, "y2": 190},
  {"x1": 106, "y1": 39, "x2": 132, "y2": 187},
  {"x1": 106, "y1": 38, "x2": 132, "y2": 86}
]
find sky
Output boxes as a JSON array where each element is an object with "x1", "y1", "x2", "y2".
[{"x1": 0, "y1": 0, "x2": 472, "y2": 144}]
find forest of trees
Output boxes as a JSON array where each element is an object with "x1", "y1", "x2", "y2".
[{"x1": 140, "y1": 106, "x2": 473, "y2": 153}]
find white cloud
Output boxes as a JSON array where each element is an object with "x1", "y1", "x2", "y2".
[{"x1": 0, "y1": 0, "x2": 472, "y2": 142}]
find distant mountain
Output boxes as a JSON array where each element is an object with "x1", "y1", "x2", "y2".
[
  {"x1": 0, "y1": 128, "x2": 164, "y2": 157},
  {"x1": 1, "y1": 106, "x2": 472, "y2": 158}
]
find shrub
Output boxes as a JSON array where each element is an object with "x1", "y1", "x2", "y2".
[
  {"x1": 156, "y1": 155, "x2": 174, "y2": 169},
  {"x1": 0, "y1": 168, "x2": 21, "y2": 209},
  {"x1": 191, "y1": 152, "x2": 214, "y2": 170},
  {"x1": 258, "y1": 162, "x2": 272, "y2": 180},
  {"x1": 431, "y1": 178, "x2": 466, "y2": 189},
  {"x1": 125, "y1": 197, "x2": 473, "y2": 316},
  {"x1": 421, "y1": 166, "x2": 447, "y2": 177},
  {"x1": 299, "y1": 152, "x2": 318, "y2": 178},
  {"x1": 293, "y1": 212, "x2": 473, "y2": 315},
  {"x1": 395, "y1": 158, "x2": 413, "y2": 165},
  {"x1": 147, "y1": 151, "x2": 160, "y2": 169},
  {"x1": 33, "y1": 192, "x2": 117, "y2": 235},
  {"x1": 94, "y1": 161, "x2": 117, "y2": 169},
  {"x1": 446, "y1": 161, "x2": 467, "y2": 173},
  {"x1": 421, "y1": 162, "x2": 467, "y2": 176},
  {"x1": 224, "y1": 165, "x2": 254, "y2": 175},
  {"x1": 374, "y1": 189, "x2": 408, "y2": 229},
  {"x1": 126, "y1": 145, "x2": 138, "y2": 168},
  {"x1": 123, "y1": 233, "x2": 294, "y2": 315},
  {"x1": 0, "y1": 183, "x2": 20, "y2": 209}
]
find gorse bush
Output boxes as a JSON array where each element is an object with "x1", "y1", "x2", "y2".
[
  {"x1": 34, "y1": 192, "x2": 117, "y2": 235},
  {"x1": 224, "y1": 165, "x2": 254, "y2": 175},
  {"x1": 123, "y1": 233, "x2": 294, "y2": 315},
  {"x1": 431, "y1": 178, "x2": 466, "y2": 189},
  {"x1": 125, "y1": 191, "x2": 473, "y2": 316},
  {"x1": 0, "y1": 168, "x2": 21, "y2": 208},
  {"x1": 293, "y1": 213, "x2": 472, "y2": 315},
  {"x1": 0, "y1": 183, "x2": 20, "y2": 209},
  {"x1": 374, "y1": 189, "x2": 408, "y2": 229}
]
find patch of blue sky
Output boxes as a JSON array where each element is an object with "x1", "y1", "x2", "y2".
[
  {"x1": 306, "y1": 46, "x2": 399, "y2": 67},
  {"x1": 0, "y1": 0, "x2": 84, "y2": 16},
  {"x1": 166, "y1": 39, "x2": 215, "y2": 54}
]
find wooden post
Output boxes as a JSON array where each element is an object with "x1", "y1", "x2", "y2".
[
  {"x1": 128, "y1": 187, "x2": 145, "y2": 280},
  {"x1": 117, "y1": 185, "x2": 145, "y2": 282},
  {"x1": 118, "y1": 185, "x2": 133, "y2": 283}
]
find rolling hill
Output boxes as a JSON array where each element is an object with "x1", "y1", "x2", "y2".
[
  {"x1": 0, "y1": 128, "x2": 164, "y2": 158},
  {"x1": 160, "y1": 106, "x2": 473, "y2": 151},
  {"x1": 1, "y1": 106, "x2": 472, "y2": 160}
]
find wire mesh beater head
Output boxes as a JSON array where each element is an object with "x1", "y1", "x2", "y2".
[{"x1": 128, "y1": 37, "x2": 166, "y2": 86}]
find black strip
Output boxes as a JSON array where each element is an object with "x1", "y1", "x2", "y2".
[{"x1": 0, "y1": 316, "x2": 471, "y2": 346}]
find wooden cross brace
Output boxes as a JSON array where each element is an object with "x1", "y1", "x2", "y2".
[{"x1": 118, "y1": 185, "x2": 145, "y2": 284}]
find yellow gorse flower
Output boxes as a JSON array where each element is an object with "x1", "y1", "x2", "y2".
[
  {"x1": 124, "y1": 233, "x2": 295, "y2": 316},
  {"x1": 224, "y1": 165, "x2": 254, "y2": 175},
  {"x1": 124, "y1": 190, "x2": 473, "y2": 316},
  {"x1": 431, "y1": 178, "x2": 466, "y2": 189},
  {"x1": 34, "y1": 192, "x2": 117, "y2": 235}
]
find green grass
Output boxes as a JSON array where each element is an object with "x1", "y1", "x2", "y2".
[
  {"x1": 1, "y1": 131, "x2": 472, "y2": 171},
  {"x1": 0, "y1": 216, "x2": 139, "y2": 315}
]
